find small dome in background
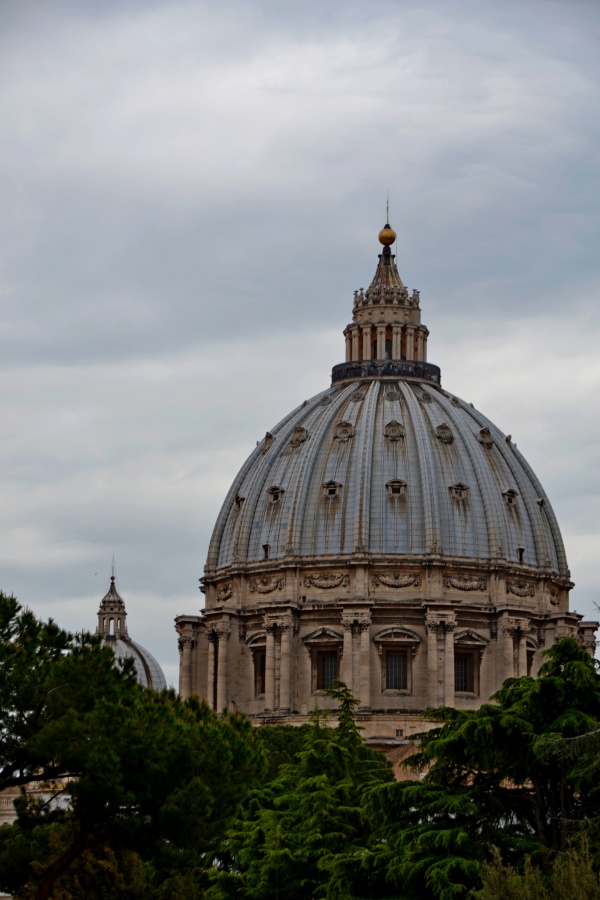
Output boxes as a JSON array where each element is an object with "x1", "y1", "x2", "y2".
[{"x1": 97, "y1": 573, "x2": 166, "y2": 691}]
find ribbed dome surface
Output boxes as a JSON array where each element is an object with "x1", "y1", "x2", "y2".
[
  {"x1": 207, "y1": 379, "x2": 567, "y2": 575},
  {"x1": 107, "y1": 636, "x2": 167, "y2": 691}
]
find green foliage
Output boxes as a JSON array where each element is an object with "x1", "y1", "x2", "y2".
[
  {"x1": 2, "y1": 591, "x2": 598, "y2": 900},
  {"x1": 478, "y1": 842, "x2": 600, "y2": 899},
  {"x1": 365, "y1": 638, "x2": 600, "y2": 899},
  {"x1": 0, "y1": 592, "x2": 265, "y2": 899},
  {"x1": 254, "y1": 723, "x2": 312, "y2": 782},
  {"x1": 207, "y1": 681, "x2": 393, "y2": 899}
]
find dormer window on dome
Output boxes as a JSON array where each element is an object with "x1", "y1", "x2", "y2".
[
  {"x1": 450, "y1": 482, "x2": 469, "y2": 500},
  {"x1": 386, "y1": 479, "x2": 407, "y2": 498},
  {"x1": 503, "y1": 489, "x2": 518, "y2": 507},
  {"x1": 478, "y1": 427, "x2": 494, "y2": 448},
  {"x1": 436, "y1": 423, "x2": 454, "y2": 444},
  {"x1": 267, "y1": 486, "x2": 284, "y2": 504},
  {"x1": 322, "y1": 480, "x2": 342, "y2": 499},
  {"x1": 334, "y1": 421, "x2": 354, "y2": 443},
  {"x1": 384, "y1": 420, "x2": 405, "y2": 442}
]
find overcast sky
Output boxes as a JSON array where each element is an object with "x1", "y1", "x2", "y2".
[{"x1": 1, "y1": 0, "x2": 599, "y2": 686}]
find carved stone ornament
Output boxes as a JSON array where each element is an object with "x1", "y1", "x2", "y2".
[
  {"x1": 334, "y1": 421, "x2": 354, "y2": 443},
  {"x1": 421, "y1": 391, "x2": 432, "y2": 403},
  {"x1": 385, "y1": 390, "x2": 398, "y2": 401},
  {"x1": 548, "y1": 585, "x2": 560, "y2": 606},
  {"x1": 436, "y1": 423, "x2": 454, "y2": 444},
  {"x1": 262, "y1": 431, "x2": 274, "y2": 454},
  {"x1": 506, "y1": 580, "x2": 535, "y2": 598},
  {"x1": 216, "y1": 583, "x2": 233, "y2": 603},
  {"x1": 289, "y1": 426, "x2": 308, "y2": 449},
  {"x1": 320, "y1": 395, "x2": 331, "y2": 405},
  {"x1": 384, "y1": 420, "x2": 405, "y2": 442},
  {"x1": 250, "y1": 576, "x2": 284, "y2": 594},
  {"x1": 352, "y1": 391, "x2": 364, "y2": 401},
  {"x1": 478, "y1": 427, "x2": 494, "y2": 448},
  {"x1": 372, "y1": 572, "x2": 421, "y2": 589},
  {"x1": 444, "y1": 575, "x2": 487, "y2": 592},
  {"x1": 178, "y1": 636, "x2": 195, "y2": 651},
  {"x1": 304, "y1": 573, "x2": 349, "y2": 590},
  {"x1": 425, "y1": 616, "x2": 455, "y2": 633},
  {"x1": 503, "y1": 617, "x2": 528, "y2": 636},
  {"x1": 214, "y1": 624, "x2": 231, "y2": 639}
]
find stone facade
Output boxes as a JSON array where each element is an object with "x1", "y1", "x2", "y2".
[{"x1": 176, "y1": 221, "x2": 597, "y2": 745}]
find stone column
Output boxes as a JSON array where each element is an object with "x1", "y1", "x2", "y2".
[
  {"x1": 426, "y1": 614, "x2": 455, "y2": 707},
  {"x1": 417, "y1": 329, "x2": 424, "y2": 362},
  {"x1": 376, "y1": 325, "x2": 386, "y2": 359},
  {"x1": 352, "y1": 326, "x2": 360, "y2": 361},
  {"x1": 341, "y1": 615, "x2": 354, "y2": 689},
  {"x1": 179, "y1": 636, "x2": 194, "y2": 700},
  {"x1": 358, "y1": 616, "x2": 371, "y2": 711},
  {"x1": 406, "y1": 326, "x2": 415, "y2": 361},
  {"x1": 426, "y1": 619, "x2": 438, "y2": 707},
  {"x1": 423, "y1": 333, "x2": 428, "y2": 362},
  {"x1": 511, "y1": 619, "x2": 529, "y2": 677},
  {"x1": 362, "y1": 326, "x2": 371, "y2": 360},
  {"x1": 344, "y1": 328, "x2": 352, "y2": 361},
  {"x1": 517, "y1": 633, "x2": 528, "y2": 677},
  {"x1": 501, "y1": 617, "x2": 515, "y2": 681},
  {"x1": 279, "y1": 623, "x2": 292, "y2": 712},
  {"x1": 215, "y1": 625, "x2": 230, "y2": 713},
  {"x1": 207, "y1": 633, "x2": 216, "y2": 709},
  {"x1": 444, "y1": 625, "x2": 455, "y2": 707},
  {"x1": 265, "y1": 623, "x2": 276, "y2": 711},
  {"x1": 392, "y1": 325, "x2": 401, "y2": 360}
]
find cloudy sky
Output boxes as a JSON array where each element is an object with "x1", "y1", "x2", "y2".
[{"x1": 1, "y1": 0, "x2": 599, "y2": 686}]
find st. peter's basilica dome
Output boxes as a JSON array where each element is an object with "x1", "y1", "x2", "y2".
[{"x1": 176, "y1": 221, "x2": 596, "y2": 745}]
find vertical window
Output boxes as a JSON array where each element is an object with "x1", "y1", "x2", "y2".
[
  {"x1": 454, "y1": 653, "x2": 474, "y2": 693},
  {"x1": 385, "y1": 338, "x2": 392, "y2": 359},
  {"x1": 317, "y1": 652, "x2": 338, "y2": 690},
  {"x1": 253, "y1": 649, "x2": 266, "y2": 697},
  {"x1": 385, "y1": 651, "x2": 407, "y2": 690}
]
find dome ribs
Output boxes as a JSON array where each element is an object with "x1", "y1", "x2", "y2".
[
  {"x1": 434, "y1": 395, "x2": 498, "y2": 561},
  {"x1": 352, "y1": 381, "x2": 378, "y2": 553},
  {"x1": 401, "y1": 384, "x2": 441, "y2": 556}
]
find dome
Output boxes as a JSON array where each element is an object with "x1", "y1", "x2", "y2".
[
  {"x1": 97, "y1": 574, "x2": 167, "y2": 691},
  {"x1": 177, "y1": 219, "x2": 595, "y2": 738},
  {"x1": 207, "y1": 379, "x2": 567, "y2": 574},
  {"x1": 107, "y1": 635, "x2": 167, "y2": 691}
]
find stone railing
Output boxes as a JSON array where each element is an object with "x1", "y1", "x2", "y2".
[{"x1": 331, "y1": 360, "x2": 441, "y2": 385}]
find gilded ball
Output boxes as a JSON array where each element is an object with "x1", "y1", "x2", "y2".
[{"x1": 378, "y1": 224, "x2": 396, "y2": 246}]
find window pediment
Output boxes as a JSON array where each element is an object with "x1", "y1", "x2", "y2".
[
  {"x1": 374, "y1": 626, "x2": 420, "y2": 644},
  {"x1": 246, "y1": 631, "x2": 266, "y2": 647},
  {"x1": 454, "y1": 628, "x2": 488, "y2": 648},
  {"x1": 303, "y1": 627, "x2": 343, "y2": 645}
]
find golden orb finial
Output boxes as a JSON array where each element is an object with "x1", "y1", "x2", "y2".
[{"x1": 378, "y1": 223, "x2": 396, "y2": 246}]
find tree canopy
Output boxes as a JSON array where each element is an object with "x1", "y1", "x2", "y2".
[
  {"x1": 0, "y1": 592, "x2": 264, "y2": 899},
  {"x1": 1, "y1": 590, "x2": 599, "y2": 900},
  {"x1": 365, "y1": 637, "x2": 600, "y2": 898}
]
